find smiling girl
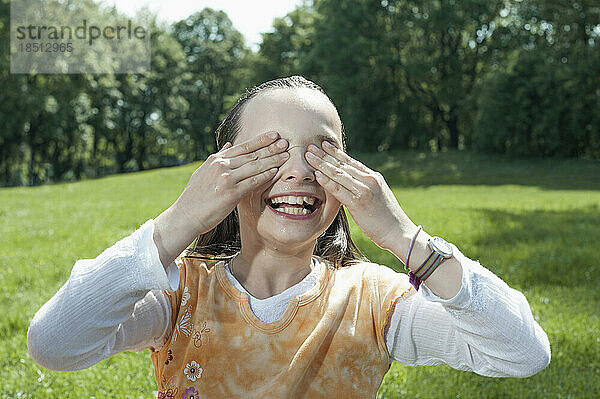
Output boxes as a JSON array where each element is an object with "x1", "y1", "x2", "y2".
[{"x1": 28, "y1": 76, "x2": 550, "y2": 398}]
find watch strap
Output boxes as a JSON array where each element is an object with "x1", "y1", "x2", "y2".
[
  {"x1": 408, "y1": 237, "x2": 452, "y2": 290},
  {"x1": 413, "y1": 251, "x2": 446, "y2": 281}
]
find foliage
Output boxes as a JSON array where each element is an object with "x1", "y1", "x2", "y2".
[
  {"x1": 474, "y1": 1, "x2": 600, "y2": 158},
  {"x1": 171, "y1": 8, "x2": 250, "y2": 157},
  {"x1": 307, "y1": 0, "x2": 506, "y2": 152},
  {"x1": 0, "y1": 1, "x2": 250, "y2": 186},
  {"x1": 1, "y1": 0, "x2": 599, "y2": 187},
  {"x1": 250, "y1": 3, "x2": 318, "y2": 85}
]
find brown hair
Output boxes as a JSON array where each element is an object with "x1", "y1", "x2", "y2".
[{"x1": 185, "y1": 75, "x2": 369, "y2": 268}]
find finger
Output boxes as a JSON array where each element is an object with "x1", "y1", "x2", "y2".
[
  {"x1": 314, "y1": 167, "x2": 371, "y2": 205},
  {"x1": 228, "y1": 138, "x2": 288, "y2": 169},
  {"x1": 219, "y1": 142, "x2": 233, "y2": 151},
  {"x1": 231, "y1": 151, "x2": 289, "y2": 184},
  {"x1": 305, "y1": 151, "x2": 367, "y2": 199},
  {"x1": 319, "y1": 141, "x2": 372, "y2": 175},
  {"x1": 235, "y1": 166, "x2": 279, "y2": 194},
  {"x1": 306, "y1": 143, "x2": 370, "y2": 180},
  {"x1": 221, "y1": 131, "x2": 279, "y2": 158}
]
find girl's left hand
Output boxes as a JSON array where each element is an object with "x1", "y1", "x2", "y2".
[{"x1": 305, "y1": 141, "x2": 413, "y2": 251}]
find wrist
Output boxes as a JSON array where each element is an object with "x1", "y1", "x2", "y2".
[
  {"x1": 380, "y1": 213, "x2": 418, "y2": 252},
  {"x1": 404, "y1": 231, "x2": 462, "y2": 298},
  {"x1": 387, "y1": 224, "x2": 432, "y2": 269},
  {"x1": 154, "y1": 203, "x2": 202, "y2": 267},
  {"x1": 172, "y1": 196, "x2": 209, "y2": 235}
]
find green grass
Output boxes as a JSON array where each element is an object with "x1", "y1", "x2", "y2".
[{"x1": 1, "y1": 149, "x2": 599, "y2": 398}]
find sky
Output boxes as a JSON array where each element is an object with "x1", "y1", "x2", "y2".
[{"x1": 103, "y1": 0, "x2": 304, "y2": 51}]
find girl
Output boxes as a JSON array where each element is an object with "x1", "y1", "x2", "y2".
[{"x1": 28, "y1": 76, "x2": 550, "y2": 398}]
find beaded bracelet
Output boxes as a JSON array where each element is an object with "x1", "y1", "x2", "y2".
[
  {"x1": 404, "y1": 225, "x2": 422, "y2": 272},
  {"x1": 405, "y1": 225, "x2": 446, "y2": 291},
  {"x1": 409, "y1": 242, "x2": 448, "y2": 290},
  {"x1": 405, "y1": 226, "x2": 423, "y2": 290}
]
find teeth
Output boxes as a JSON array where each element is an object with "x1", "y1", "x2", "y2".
[
  {"x1": 303, "y1": 196, "x2": 315, "y2": 205},
  {"x1": 279, "y1": 207, "x2": 311, "y2": 215},
  {"x1": 270, "y1": 195, "x2": 316, "y2": 205}
]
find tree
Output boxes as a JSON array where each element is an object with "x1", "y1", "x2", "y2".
[
  {"x1": 172, "y1": 8, "x2": 250, "y2": 159},
  {"x1": 474, "y1": 0, "x2": 600, "y2": 158},
  {"x1": 307, "y1": 0, "x2": 508, "y2": 151},
  {"x1": 251, "y1": 3, "x2": 318, "y2": 85}
]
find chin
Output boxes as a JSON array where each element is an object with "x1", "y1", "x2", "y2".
[{"x1": 255, "y1": 219, "x2": 323, "y2": 248}]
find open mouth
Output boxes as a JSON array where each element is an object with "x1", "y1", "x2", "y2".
[{"x1": 265, "y1": 194, "x2": 322, "y2": 216}]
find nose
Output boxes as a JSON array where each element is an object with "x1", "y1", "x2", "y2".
[{"x1": 279, "y1": 146, "x2": 316, "y2": 183}]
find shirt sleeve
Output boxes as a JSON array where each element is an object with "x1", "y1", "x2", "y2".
[
  {"x1": 379, "y1": 243, "x2": 551, "y2": 378},
  {"x1": 27, "y1": 218, "x2": 180, "y2": 371}
]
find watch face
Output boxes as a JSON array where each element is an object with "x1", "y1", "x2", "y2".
[{"x1": 431, "y1": 237, "x2": 453, "y2": 257}]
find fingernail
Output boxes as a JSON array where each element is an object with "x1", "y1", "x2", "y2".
[
  {"x1": 306, "y1": 151, "x2": 317, "y2": 158},
  {"x1": 323, "y1": 141, "x2": 334, "y2": 149},
  {"x1": 308, "y1": 144, "x2": 319, "y2": 152},
  {"x1": 276, "y1": 139, "x2": 287, "y2": 148},
  {"x1": 268, "y1": 131, "x2": 278, "y2": 139}
]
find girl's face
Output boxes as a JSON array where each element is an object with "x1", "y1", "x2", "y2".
[{"x1": 233, "y1": 88, "x2": 344, "y2": 253}]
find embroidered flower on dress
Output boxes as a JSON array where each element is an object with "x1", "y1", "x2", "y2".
[
  {"x1": 181, "y1": 286, "x2": 190, "y2": 306},
  {"x1": 192, "y1": 321, "x2": 211, "y2": 348},
  {"x1": 183, "y1": 360, "x2": 203, "y2": 382},
  {"x1": 158, "y1": 389, "x2": 178, "y2": 399},
  {"x1": 157, "y1": 375, "x2": 178, "y2": 399},
  {"x1": 171, "y1": 306, "x2": 193, "y2": 344},
  {"x1": 182, "y1": 386, "x2": 200, "y2": 399},
  {"x1": 165, "y1": 349, "x2": 174, "y2": 365}
]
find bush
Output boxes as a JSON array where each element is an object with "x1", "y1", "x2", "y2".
[{"x1": 474, "y1": 46, "x2": 600, "y2": 159}]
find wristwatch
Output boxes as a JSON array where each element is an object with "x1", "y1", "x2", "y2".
[
  {"x1": 409, "y1": 236, "x2": 454, "y2": 290},
  {"x1": 428, "y1": 236, "x2": 454, "y2": 261}
]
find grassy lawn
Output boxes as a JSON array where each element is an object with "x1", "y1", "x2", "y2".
[{"x1": 1, "y1": 149, "x2": 598, "y2": 398}]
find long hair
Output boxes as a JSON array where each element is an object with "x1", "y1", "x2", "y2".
[{"x1": 185, "y1": 75, "x2": 369, "y2": 268}]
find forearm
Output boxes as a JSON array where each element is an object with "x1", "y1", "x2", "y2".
[
  {"x1": 387, "y1": 270, "x2": 551, "y2": 377},
  {"x1": 385, "y1": 220, "x2": 462, "y2": 300},
  {"x1": 28, "y1": 220, "x2": 175, "y2": 371},
  {"x1": 383, "y1": 246, "x2": 551, "y2": 377},
  {"x1": 153, "y1": 200, "x2": 203, "y2": 268}
]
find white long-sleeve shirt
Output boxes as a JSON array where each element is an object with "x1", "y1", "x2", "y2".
[{"x1": 27, "y1": 219, "x2": 551, "y2": 378}]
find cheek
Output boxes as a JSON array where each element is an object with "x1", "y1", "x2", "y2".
[
  {"x1": 236, "y1": 191, "x2": 265, "y2": 220},
  {"x1": 323, "y1": 194, "x2": 342, "y2": 218},
  {"x1": 325, "y1": 192, "x2": 341, "y2": 208}
]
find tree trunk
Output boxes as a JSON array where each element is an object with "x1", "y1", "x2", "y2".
[
  {"x1": 28, "y1": 141, "x2": 36, "y2": 185},
  {"x1": 4, "y1": 160, "x2": 9, "y2": 186},
  {"x1": 447, "y1": 115, "x2": 459, "y2": 149},
  {"x1": 136, "y1": 126, "x2": 147, "y2": 171},
  {"x1": 115, "y1": 130, "x2": 134, "y2": 173},
  {"x1": 27, "y1": 122, "x2": 39, "y2": 186},
  {"x1": 92, "y1": 128, "x2": 98, "y2": 177}
]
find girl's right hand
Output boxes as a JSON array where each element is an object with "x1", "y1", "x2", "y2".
[{"x1": 175, "y1": 131, "x2": 289, "y2": 234}]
